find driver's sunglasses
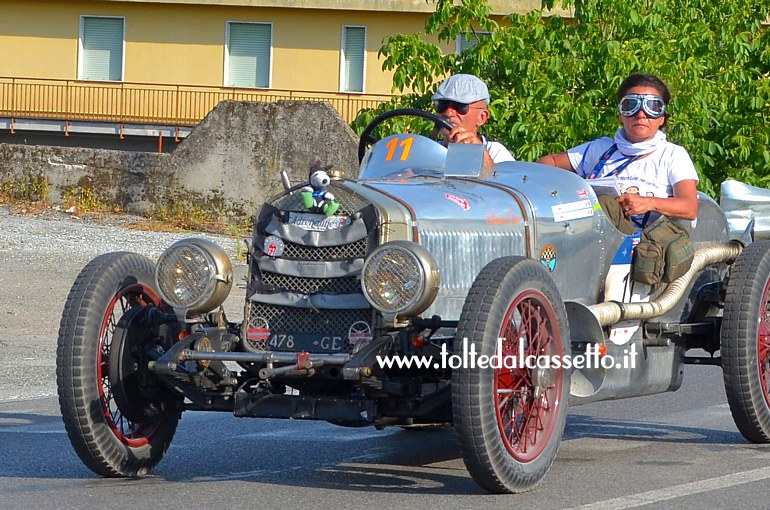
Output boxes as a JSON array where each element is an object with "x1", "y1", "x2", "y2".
[
  {"x1": 618, "y1": 94, "x2": 667, "y2": 119},
  {"x1": 434, "y1": 100, "x2": 483, "y2": 115}
]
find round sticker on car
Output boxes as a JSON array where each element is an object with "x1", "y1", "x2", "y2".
[
  {"x1": 348, "y1": 321, "x2": 373, "y2": 346},
  {"x1": 264, "y1": 236, "x2": 285, "y2": 257}
]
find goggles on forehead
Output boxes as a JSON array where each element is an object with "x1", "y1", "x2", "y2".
[
  {"x1": 618, "y1": 94, "x2": 667, "y2": 119},
  {"x1": 434, "y1": 100, "x2": 482, "y2": 115}
]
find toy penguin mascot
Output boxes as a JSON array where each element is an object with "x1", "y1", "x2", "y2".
[{"x1": 301, "y1": 161, "x2": 340, "y2": 216}]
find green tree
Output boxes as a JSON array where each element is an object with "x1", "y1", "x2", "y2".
[{"x1": 353, "y1": 0, "x2": 770, "y2": 198}]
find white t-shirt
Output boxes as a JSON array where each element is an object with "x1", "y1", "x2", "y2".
[
  {"x1": 567, "y1": 136, "x2": 699, "y2": 226},
  {"x1": 483, "y1": 138, "x2": 515, "y2": 163}
]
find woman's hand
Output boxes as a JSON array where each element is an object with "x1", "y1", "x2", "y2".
[
  {"x1": 615, "y1": 179, "x2": 699, "y2": 220},
  {"x1": 616, "y1": 193, "x2": 651, "y2": 217}
]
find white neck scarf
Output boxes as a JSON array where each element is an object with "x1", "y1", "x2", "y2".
[{"x1": 614, "y1": 128, "x2": 667, "y2": 157}]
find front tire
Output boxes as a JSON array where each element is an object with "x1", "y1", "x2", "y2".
[
  {"x1": 453, "y1": 257, "x2": 570, "y2": 493},
  {"x1": 722, "y1": 241, "x2": 770, "y2": 442},
  {"x1": 57, "y1": 252, "x2": 181, "y2": 476}
]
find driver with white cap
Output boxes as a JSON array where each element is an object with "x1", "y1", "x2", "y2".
[{"x1": 432, "y1": 73, "x2": 515, "y2": 166}]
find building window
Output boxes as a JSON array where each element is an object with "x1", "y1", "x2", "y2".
[
  {"x1": 78, "y1": 16, "x2": 125, "y2": 81},
  {"x1": 226, "y1": 22, "x2": 272, "y2": 88},
  {"x1": 456, "y1": 31, "x2": 490, "y2": 53},
  {"x1": 341, "y1": 26, "x2": 366, "y2": 93}
]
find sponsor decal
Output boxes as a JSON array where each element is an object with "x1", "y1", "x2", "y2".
[
  {"x1": 577, "y1": 189, "x2": 589, "y2": 199},
  {"x1": 444, "y1": 193, "x2": 471, "y2": 211},
  {"x1": 348, "y1": 321, "x2": 373, "y2": 346},
  {"x1": 263, "y1": 235, "x2": 285, "y2": 257},
  {"x1": 247, "y1": 327, "x2": 271, "y2": 341},
  {"x1": 540, "y1": 244, "x2": 557, "y2": 272},
  {"x1": 485, "y1": 210, "x2": 522, "y2": 225},
  {"x1": 551, "y1": 199, "x2": 594, "y2": 222},
  {"x1": 288, "y1": 212, "x2": 350, "y2": 231},
  {"x1": 609, "y1": 321, "x2": 640, "y2": 345},
  {"x1": 245, "y1": 318, "x2": 270, "y2": 352}
]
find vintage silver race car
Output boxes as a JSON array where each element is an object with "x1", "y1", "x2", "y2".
[{"x1": 57, "y1": 109, "x2": 770, "y2": 494}]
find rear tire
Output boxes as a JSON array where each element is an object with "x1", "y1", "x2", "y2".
[
  {"x1": 722, "y1": 241, "x2": 770, "y2": 442},
  {"x1": 453, "y1": 257, "x2": 570, "y2": 493},
  {"x1": 57, "y1": 252, "x2": 181, "y2": 476}
]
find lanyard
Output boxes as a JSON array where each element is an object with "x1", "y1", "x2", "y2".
[
  {"x1": 587, "y1": 144, "x2": 640, "y2": 179},
  {"x1": 588, "y1": 143, "x2": 649, "y2": 230}
]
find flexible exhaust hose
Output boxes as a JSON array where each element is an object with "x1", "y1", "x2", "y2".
[{"x1": 589, "y1": 241, "x2": 744, "y2": 326}]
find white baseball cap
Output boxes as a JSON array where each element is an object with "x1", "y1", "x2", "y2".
[{"x1": 431, "y1": 74, "x2": 490, "y2": 105}]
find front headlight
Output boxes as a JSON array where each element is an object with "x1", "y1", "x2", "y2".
[
  {"x1": 155, "y1": 238, "x2": 233, "y2": 314},
  {"x1": 361, "y1": 240, "x2": 440, "y2": 318}
]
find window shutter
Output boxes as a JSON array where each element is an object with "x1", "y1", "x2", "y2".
[
  {"x1": 228, "y1": 23, "x2": 271, "y2": 88},
  {"x1": 343, "y1": 27, "x2": 365, "y2": 93},
  {"x1": 81, "y1": 17, "x2": 124, "y2": 81},
  {"x1": 457, "y1": 33, "x2": 480, "y2": 53},
  {"x1": 456, "y1": 31, "x2": 490, "y2": 53}
]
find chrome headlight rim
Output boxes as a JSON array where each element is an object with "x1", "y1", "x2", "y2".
[
  {"x1": 361, "y1": 240, "x2": 440, "y2": 318},
  {"x1": 155, "y1": 237, "x2": 233, "y2": 314}
]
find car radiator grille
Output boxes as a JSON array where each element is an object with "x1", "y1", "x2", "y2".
[
  {"x1": 281, "y1": 238, "x2": 368, "y2": 260},
  {"x1": 245, "y1": 304, "x2": 373, "y2": 352},
  {"x1": 244, "y1": 182, "x2": 376, "y2": 354},
  {"x1": 258, "y1": 271, "x2": 361, "y2": 295}
]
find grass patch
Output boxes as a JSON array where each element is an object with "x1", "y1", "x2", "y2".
[
  {"x1": 0, "y1": 174, "x2": 49, "y2": 202},
  {"x1": 61, "y1": 186, "x2": 108, "y2": 215}
]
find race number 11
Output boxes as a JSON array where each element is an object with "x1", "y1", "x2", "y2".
[{"x1": 385, "y1": 136, "x2": 414, "y2": 162}]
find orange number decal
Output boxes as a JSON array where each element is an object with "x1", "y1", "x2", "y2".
[
  {"x1": 385, "y1": 137, "x2": 398, "y2": 161},
  {"x1": 384, "y1": 136, "x2": 414, "y2": 162},
  {"x1": 399, "y1": 137, "x2": 413, "y2": 161}
]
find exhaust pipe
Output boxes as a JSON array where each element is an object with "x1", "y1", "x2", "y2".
[{"x1": 589, "y1": 241, "x2": 743, "y2": 326}]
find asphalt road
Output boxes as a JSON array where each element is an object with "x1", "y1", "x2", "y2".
[{"x1": 3, "y1": 210, "x2": 770, "y2": 509}]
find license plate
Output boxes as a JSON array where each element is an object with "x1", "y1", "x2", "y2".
[
  {"x1": 267, "y1": 332, "x2": 346, "y2": 353},
  {"x1": 287, "y1": 212, "x2": 350, "y2": 232}
]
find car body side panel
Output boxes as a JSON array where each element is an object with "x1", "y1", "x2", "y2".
[
  {"x1": 360, "y1": 162, "x2": 628, "y2": 319},
  {"x1": 491, "y1": 162, "x2": 627, "y2": 305}
]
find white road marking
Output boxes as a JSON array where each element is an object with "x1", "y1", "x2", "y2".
[{"x1": 564, "y1": 465, "x2": 770, "y2": 509}]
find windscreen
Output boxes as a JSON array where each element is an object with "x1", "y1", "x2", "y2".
[{"x1": 358, "y1": 134, "x2": 447, "y2": 180}]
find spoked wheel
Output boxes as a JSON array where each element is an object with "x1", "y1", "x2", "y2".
[
  {"x1": 57, "y1": 252, "x2": 181, "y2": 476},
  {"x1": 453, "y1": 257, "x2": 570, "y2": 493},
  {"x1": 722, "y1": 240, "x2": 770, "y2": 442}
]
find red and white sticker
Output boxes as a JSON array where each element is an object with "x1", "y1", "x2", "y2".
[
  {"x1": 348, "y1": 321, "x2": 373, "y2": 346},
  {"x1": 577, "y1": 189, "x2": 589, "y2": 198},
  {"x1": 444, "y1": 193, "x2": 470, "y2": 211},
  {"x1": 247, "y1": 327, "x2": 270, "y2": 342},
  {"x1": 263, "y1": 235, "x2": 285, "y2": 257}
]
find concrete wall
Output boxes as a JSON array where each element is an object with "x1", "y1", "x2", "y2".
[{"x1": 0, "y1": 100, "x2": 359, "y2": 221}]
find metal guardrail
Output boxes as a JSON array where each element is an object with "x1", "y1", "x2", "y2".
[{"x1": 0, "y1": 77, "x2": 392, "y2": 130}]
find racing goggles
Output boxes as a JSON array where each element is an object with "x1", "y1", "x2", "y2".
[
  {"x1": 434, "y1": 100, "x2": 482, "y2": 115},
  {"x1": 618, "y1": 94, "x2": 667, "y2": 119}
]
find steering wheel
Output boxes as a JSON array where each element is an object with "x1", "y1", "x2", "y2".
[{"x1": 358, "y1": 108, "x2": 454, "y2": 163}]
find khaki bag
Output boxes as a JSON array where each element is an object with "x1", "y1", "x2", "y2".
[{"x1": 633, "y1": 218, "x2": 694, "y2": 285}]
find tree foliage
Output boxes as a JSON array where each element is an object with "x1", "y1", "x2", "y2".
[{"x1": 352, "y1": 0, "x2": 770, "y2": 198}]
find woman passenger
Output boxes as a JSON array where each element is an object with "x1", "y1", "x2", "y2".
[{"x1": 537, "y1": 73, "x2": 699, "y2": 234}]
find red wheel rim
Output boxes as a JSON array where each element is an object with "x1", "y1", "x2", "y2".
[
  {"x1": 758, "y1": 279, "x2": 770, "y2": 408},
  {"x1": 494, "y1": 289, "x2": 564, "y2": 462},
  {"x1": 97, "y1": 283, "x2": 164, "y2": 447}
]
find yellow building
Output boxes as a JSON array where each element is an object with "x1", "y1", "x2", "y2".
[{"x1": 0, "y1": 0, "x2": 546, "y2": 142}]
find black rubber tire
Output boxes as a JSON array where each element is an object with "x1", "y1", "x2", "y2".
[
  {"x1": 452, "y1": 257, "x2": 570, "y2": 494},
  {"x1": 56, "y1": 252, "x2": 180, "y2": 476},
  {"x1": 722, "y1": 240, "x2": 770, "y2": 443}
]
